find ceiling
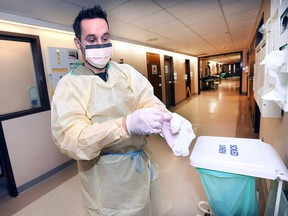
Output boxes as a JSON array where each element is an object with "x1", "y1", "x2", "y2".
[{"x1": 0, "y1": 0, "x2": 263, "y2": 61}]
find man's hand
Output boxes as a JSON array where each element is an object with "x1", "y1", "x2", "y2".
[
  {"x1": 161, "y1": 113, "x2": 196, "y2": 157},
  {"x1": 126, "y1": 108, "x2": 165, "y2": 135}
]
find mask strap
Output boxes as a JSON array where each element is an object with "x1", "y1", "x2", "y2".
[
  {"x1": 75, "y1": 38, "x2": 86, "y2": 59},
  {"x1": 75, "y1": 37, "x2": 85, "y2": 49}
]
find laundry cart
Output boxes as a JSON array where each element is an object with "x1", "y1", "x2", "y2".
[{"x1": 190, "y1": 136, "x2": 288, "y2": 216}]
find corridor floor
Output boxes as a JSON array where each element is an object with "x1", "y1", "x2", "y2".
[{"x1": 0, "y1": 78, "x2": 260, "y2": 216}]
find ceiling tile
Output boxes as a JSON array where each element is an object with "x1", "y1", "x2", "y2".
[
  {"x1": 222, "y1": 0, "x2": 262, "y2": 15},
  {"x1": 181, "y1": 7, "x2": 223, "y2": 26},
  {"x1": 131, "y1": 10, "x2": 175, "y2": 29},
  {"x1": 148, "y1": 20, "x2": 185, "y2": 35},
  {"x1": 65, "y1": 0, "x2": 99, "y2": 8},
  {"x1": 191, "y1": 18, "x2": 228, "y2": 34},
  {"x1": 109, "y1": 17, "x2": 157, "y2": 42},
  {"x1": 226, "y1": 8, "x2": 260, "y2": 23},
  {"x1": 66, "y1": 0, "x2": 129, "y2": 11},
  {"x1": 231, "y1": 20, "x2": 256, "y2": 30},
  {"x1": 219, "y1": 0, "x2": 239, "y2": 6},
  {"x1": 152, "y1": 0, "x2": 187, "y2": 9},
  {"x1": 0, "y1": 0, "x2": 63, "y2": 19},
  {"x1": 108, "y1": 0, "x2": 161, "y2": 23},
  {"x1": 161, "y1": 26, "x2": 194, "y2": 40},
  {"x1": 41, "y1": 1, "x2": 81, "y2": 26},
  {"x1": 167, "y1": 0, "x2": 219, "y2": 18}
]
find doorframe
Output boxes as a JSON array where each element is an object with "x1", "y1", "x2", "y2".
[
  {"x1": 198, "y1": 51, "x2": 243, "y2": 95},
  {"x1": 0, "y1": 123, "x2": 18, "y2": 197},
  {"x1": 146, "y1": 52, "x2": 163, "y2": 101},
  {"x1": 164, "y1": 55, "x2": 175, "y2": 107},
  {"x1": 185, "y1": 59, "x2": 191, "y2": 98}
]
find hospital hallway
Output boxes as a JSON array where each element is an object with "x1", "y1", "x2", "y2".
[{"x1": 0, "y1": 77, "x2": 262, "y2": 216}]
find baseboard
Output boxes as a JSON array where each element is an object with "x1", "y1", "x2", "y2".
[{"x1": 17, "y1": 159, "x2": 75, "y2": 194}]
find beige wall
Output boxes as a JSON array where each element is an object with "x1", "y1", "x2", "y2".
[
  {"x1": 112, "y1": 41, "x2": 198, "y2": 105},
  {"x1": 260, "y1": 116, "x2": 288, "y2": 164},
  {"x1": 0, "y1": 22, "x2": 198, "y2": 105},
  {"x1": 2, "y1": 111, "x2": 69, "y2": 188}
]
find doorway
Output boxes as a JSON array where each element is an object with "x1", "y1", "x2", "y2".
[
  {"x1": 198, "y1": 52, "x2": 243, "y2": 94},
  {"x1": 164, "y1": 56, "x2": 175, "y2": 107},
  {"x1": 185, "y1": 59, "x2": 191, "y2": 98},
  {"x1": 146, "y1": 52, "x2": 162, "y2": 101}
]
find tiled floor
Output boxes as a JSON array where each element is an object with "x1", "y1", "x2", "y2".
[{"x1": 0, "y1": 78, "x2": 260, "y2": 216}]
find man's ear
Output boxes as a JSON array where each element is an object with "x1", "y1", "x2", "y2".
[{"x1": 74, "y1": 37, "x2": 81, "y2": 50}]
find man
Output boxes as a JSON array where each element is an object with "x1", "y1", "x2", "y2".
[{"x1": 51, "y1": 5, "x2": 195, "y2": 216}]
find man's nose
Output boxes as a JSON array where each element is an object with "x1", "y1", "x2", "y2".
[{"x1": 96, "y1": 39, "x2": 103, "y2": 45}]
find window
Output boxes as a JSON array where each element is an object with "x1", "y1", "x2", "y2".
[{"x1": 0, "y1": 31, "x2": 50, "y2": 120}]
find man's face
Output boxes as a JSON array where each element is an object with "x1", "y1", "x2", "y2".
[{"x1": 75, "y1": 18, "x2": 110, "y2": 50}]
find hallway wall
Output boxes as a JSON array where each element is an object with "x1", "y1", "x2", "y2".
[
  {"x1": 251, "y1": 0, "x2": 288, "y2": 173},
  {"x1": 0, "y1": 21, "x2": 198, "y2": 105},
  {"x1": 260, "y1": 116, "x2": 288, "y2": 165},
  {"x1": 111, "y1": 41, "x2": 198, "y2": 104}
]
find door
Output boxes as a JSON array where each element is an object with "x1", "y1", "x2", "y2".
[
  {"x1": 164, "y1": 56, "x2": 175, "y2": 107},
  {"x1": 146, "y1": 52, "x2": 162, "y2": 101},
  {"x1": 185, "y1": 59, "x2": 191, "y2": 98}
]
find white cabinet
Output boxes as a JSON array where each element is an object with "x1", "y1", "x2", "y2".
[
  {"x1": 254, "y1": 1, "x2": 288, "y2": 117},
  {"x1": 254, "y1": 39, "x2": 282, "y2": 118}
]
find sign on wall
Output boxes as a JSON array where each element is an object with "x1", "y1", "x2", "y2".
[{"x1": 48, "y1": 47, "x2": 80, "y2": 93}]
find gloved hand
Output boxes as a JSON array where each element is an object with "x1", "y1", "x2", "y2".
[
  {"x1": 172, "y1": 117, "x2": 196, "y2": 157},
  {"x1": 126, "y1": 108, "x2": 164, "y2": 135},
  {"x1": 161, "y1": 113, "x2": 196, "y2": 157},
  {"x1": 160, "y1": 113, "x2": 174, "y2": 149}
]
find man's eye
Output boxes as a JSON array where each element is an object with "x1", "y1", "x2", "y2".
[
  {"x1": 86, "y1": 36, "x2": 96, "y2": 43},
  {"x1": 102, "y1": 37, "x2": 109, "y2": 42}
]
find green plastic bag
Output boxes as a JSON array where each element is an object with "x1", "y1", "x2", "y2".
[{"x1": 197, "y1": 168, "x2": 258, "y2": 216}]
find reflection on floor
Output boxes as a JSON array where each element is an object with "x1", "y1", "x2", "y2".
[{"x1": 0, "y1": 78, "x2": 261, "y2": 216}]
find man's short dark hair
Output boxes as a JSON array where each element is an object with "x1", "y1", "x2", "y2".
[{"x1": 73, "y1": 5, "x2": 109, "y2": 40}]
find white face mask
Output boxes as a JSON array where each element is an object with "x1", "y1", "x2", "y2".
[
  {"x1": 85, "y1": 43, "x2": 112, "y2": 69},
  {"x1": 77, "y1": 38, "x2": 112, "y2": 69}
]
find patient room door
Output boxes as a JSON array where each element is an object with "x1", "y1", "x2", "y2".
[
  {"x1": 185, "y1": 59, "x2": 191, "y2": 98},
  {"x1": 146, "y1": 52, "x2": 162, "y2": 101},
  {"x1": 164, "y1": 56, "x2": 175, "y2": 107}
]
